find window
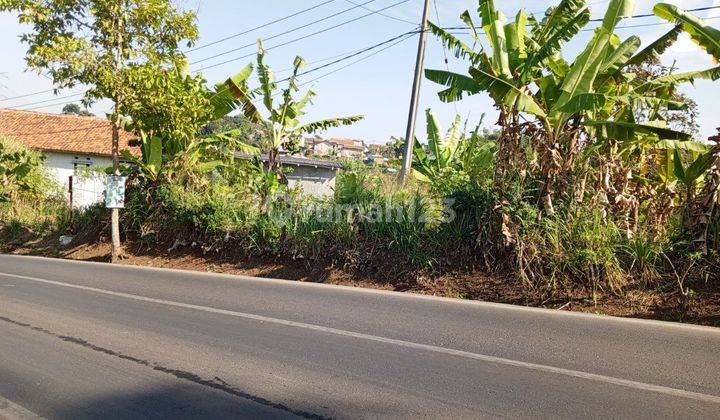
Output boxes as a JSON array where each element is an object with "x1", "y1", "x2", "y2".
[{"x1": 73, "y1": 156, "x2": 93, "y2": 173}]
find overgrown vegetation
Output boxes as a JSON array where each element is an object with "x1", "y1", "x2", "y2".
[
  {"x1": 0, "y1": 136, "x2": 69, "y2": 246},
  {"x1": 423, "y1": 0, "x2": 720, "y2": 301},
  {"x1": 2, "y1": 0, "x2": 720, "y2": 321}
]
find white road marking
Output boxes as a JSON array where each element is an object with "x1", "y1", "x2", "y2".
[
  {"x1": 4, "y1": 254, "x2": 720, "y2": 334},
  {"x1": 0, "y1": 394, "x2": 43, "y2": 419},
  {"x1": 1, "y1": 270, "x2": 720, "y2": 405}
]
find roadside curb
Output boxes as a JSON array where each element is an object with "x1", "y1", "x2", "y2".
[{"x1": 1, "y1": 253, "x2": 718, "y2": 334}]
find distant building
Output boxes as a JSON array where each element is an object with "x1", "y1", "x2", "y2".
[
  {"x1": 367, "y1": 143, "x2": 389, "y2": 156},
  {"x1": 306, "y1": 137, "x2": 366, "y2": 158},
  {"x1": 365, "y1": 154, "x2": 388, "y2": 166},
  {"x1": 235, "y1": 153, "x2": 341, "y2": 197},
  {"x1": 0, "y1": 109, "x2": 139, "y2": 208}
]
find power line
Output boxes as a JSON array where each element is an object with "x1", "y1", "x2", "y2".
[
  {"x1": 7, "y1": 44, "x2": 386, "y2": 109},
  {"x1": 298, "y1": 32, "x2": 416, "y2": 88},
  {"x1": 11, "y1": 34, "x2": 413, "y2": 110},
  {"x1": 6, "y1": 92, "x2": 85, "y2": 108},
  {"x1": 9, "y1": 97, "x2": 88, "y2": 111},
  {"x1": 0, "y1": 87, "x2": 57, "y2": 102},
  {"x1": 8, "y1": 33, "x2": 415, "y2": 133},
  {"x1": 235, "y1": 32, "x2": 419, "y2": 106},
  {"x1": 8, "y1": 4, "x2": 720, "y2": 111},
  {"x1": 8, "y1": 3, "x2": 411, "y2": 108},
  {"x1": 9, "y1": 2, "x2": 714, "y2": 103},
  {"x1": 443, "y1": 4, "x2": 720, "y2": 31},
  {"x1": 589, "y1": 4, "x2": 720, "y2": 22},
  {"x1": 293, "y1": 30, "x2": 419, "y2": 80},
  {"x1": 432, "y1": 0, "x2": 456, "y2": 115},
  {"x1": 190, "y1": 0, "x2": 384, "y2": 65},
  {"x1": 190, "y1": 0, "x2": 413, "y2": 72},
  {"x1": 17, "y1": 32, "x2": 417, "y2": 119},
  {"x1": 2, "y1": 2, "x2": 347, "y2": 102},
  {"x1": 275, "y1": 44, "x2": 389, "y2": 74},
  {"x1": 11, "y1": 31, "x2": 418, "y2": 113},
  {"x1": 342, "y1": 0, "x2": 416, "y2": 25},
  {"x1": 186, "y1": 0, "x2": 339, "y2": 53},
  {"x1": 443, "y1": 7, "x2": 720, "y2": 33}
]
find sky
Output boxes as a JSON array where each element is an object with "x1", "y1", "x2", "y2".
[{"x1": 1, "y1": 0, "x2": 719, "y2": 145}]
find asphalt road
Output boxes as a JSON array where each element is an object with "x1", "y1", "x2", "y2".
[{"x1": 0, "y1": 254, "x2": 718, "y2": 419}]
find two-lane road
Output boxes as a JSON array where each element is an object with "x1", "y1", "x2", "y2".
[{"x1": 0, "y1": 254, "x2": 718, "y2": 419}]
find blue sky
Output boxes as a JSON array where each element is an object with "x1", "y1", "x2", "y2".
[{"x1": 1, "y1": 0, "x2": 719, "y2": 144}]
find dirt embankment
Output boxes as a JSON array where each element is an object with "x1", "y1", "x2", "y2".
[{"x1": 3, "y1": 230, "x2": 719, "y2": 327}]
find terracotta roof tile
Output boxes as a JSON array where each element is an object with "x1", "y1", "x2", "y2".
[
  {"x1": 0, "y1": 109, "x2": 139, "y2": 157},
  {"x1": 327, "y1": 138, "x2": 365, "y2": 150}
]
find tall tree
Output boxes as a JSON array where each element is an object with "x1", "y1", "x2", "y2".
[
  {"x1": 2, "y1": 0, "x2": 198, "y2": 262},
  {"x1": 62, "y1": 103, "x2": 95, "y2": 117},
  {"x1": 238, "y1": 42, "x2": 364, "y2": 175}
]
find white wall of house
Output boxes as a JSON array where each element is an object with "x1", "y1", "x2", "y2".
[
  {"x1": 44, "y1": 152, "x2": 112, "y2": 208},
  {"x1": 284, "y1": 165, "x2": 337, "y2": 197},
  {"x1": 338, "y1": 148, "x2": 364, "y2": 158},
  {"x1": 312, "y1": 142, "x2": 334, "y2": 156}
]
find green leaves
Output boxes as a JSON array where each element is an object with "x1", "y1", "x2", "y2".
[
  {"x1": 520, "y1": 8, "x2": 590, "y2": 82},
  {"x1": 600, "y1": 35, "x2": 641, "y2": 75},
  {"x1": 468, "y1": 67, "x2": 546, "y2": 116},
  {"x1": 208, "y1": 63, "x2": 259, "y2": 121},
  {"x1": 654, "y1": 3, "x2": 720, "y2": 61},
  {"x1": 586, "y1": 120, "x2": 692, "y2": 141},
  {"x1": 655, "y1": 139, "x2": 709, "y2": 153},
  {"x1": 535, "y1": 0, "x2": 587, "y2": 45},
  {"x1": 0, "y1": 138, "x2": 47, "y2": 200},
  {"x1": 215, "y1": 45, "x2": 364, "y2": 166},
  {"x1": 624, "y1": 25, "x2": 683, "y2": 68},
  {"x1": 559, "y1": 92, "x2": 688, "y2": 113},
  {"x1": 673, "y1": 148, "x2": 717, "y2": 187},
  {"x1": 479, "y1": 0, "x2": 511, "y2": 77},
  {"x1": 425, "y1": 69, "x2": 482, "y2": 102},
  {"x1": 555, "y1": 0, "x2": 635, "y2": 111},
  {"x1": 256, "y1": 41, "x2": 276, "y2": 114},
  {"x1": 635, "y1": 66, "x2": 720, "y2": 94},
  {"x1": 557, "y1": 93, "x2": 609, "y2": 112},
  {"x1": 412, "y1": 110, "x2": 493, "y2": 184},
  {"x1": 146, "y1": 135, "x2": 163, "y2": 178},
  {"x1": 297, "y1": 116, "x2": 365, "y2": 135},
  {"x1": 427, "y1": 22, "x2": 482, "y2": 65}
]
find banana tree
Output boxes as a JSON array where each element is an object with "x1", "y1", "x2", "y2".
[
  {"x1": 413, "y1": 110, "x2": 495, "y2": 186},
  {"x1": 232, "y1": 42, "x2": 364, "y2": 175},
  {"x1": 425, "y1": 0, "x2": 720, "y2": 217},
  {"x1": 412, "y1": 110, "x2": 463, "y2": 182}
]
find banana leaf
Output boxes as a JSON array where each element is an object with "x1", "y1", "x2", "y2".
[{"x1": 654, "y1": 3, "x2": 720, "y2": 61}]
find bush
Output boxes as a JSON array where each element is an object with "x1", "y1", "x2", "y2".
[{"x1": 0, "y1": 137, "x2": 69, "y2": 246}]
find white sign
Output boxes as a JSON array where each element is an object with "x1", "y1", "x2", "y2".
[{"x1": 105, "y1": 175, "x2": 127, "y2": 209}]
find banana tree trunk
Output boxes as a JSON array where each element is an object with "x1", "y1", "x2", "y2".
[{"x1": 688, "y1": 130, "x2": 720, "y2": 254}]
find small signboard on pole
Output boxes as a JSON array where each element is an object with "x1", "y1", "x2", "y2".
[{"x1": 105, "y1": 175, "x2": 127, "y2": 209}]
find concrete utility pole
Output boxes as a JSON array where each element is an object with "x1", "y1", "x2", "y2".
[{"x1": 399, "y1": 0, "x2": 432, "y2": 184}]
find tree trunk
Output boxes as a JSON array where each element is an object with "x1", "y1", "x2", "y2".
[
  {"x1": 110, "y1": 114, "x2": 122, "y2": 263},
  {"x1": 110, "y1": 3, "x2": 125, "y2": 263}
]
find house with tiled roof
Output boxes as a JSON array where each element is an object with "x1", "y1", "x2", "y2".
[
  {"x1": 0, "y1": 109, "x2": 138, "y2": 207},
  {"x1": 305, "y1": 136, "x2": 366, "y2": 158}
]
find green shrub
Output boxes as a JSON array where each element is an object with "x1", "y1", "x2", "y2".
[{"x1": 0, "y1": 137, "x2": 70, "y2": 245}]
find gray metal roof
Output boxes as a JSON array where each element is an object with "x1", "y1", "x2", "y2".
[{"x1": 234, "y1": 153, "x2": 343, "y2": 170}]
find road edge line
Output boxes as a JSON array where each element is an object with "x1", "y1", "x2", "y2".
[
  {"x1": 2, "y1": 270, "x2": 720, "y2": 406},
  {"x1": 1, "y1": 254, "x2": 718, "y2": 334},
  {"x1": 0, "y1": 395, "x2": 43, "y2": 419}
]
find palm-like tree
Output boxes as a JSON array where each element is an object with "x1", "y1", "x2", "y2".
[{"x1": 223, "y1": 42, "x2": 364, "y2": 175}]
